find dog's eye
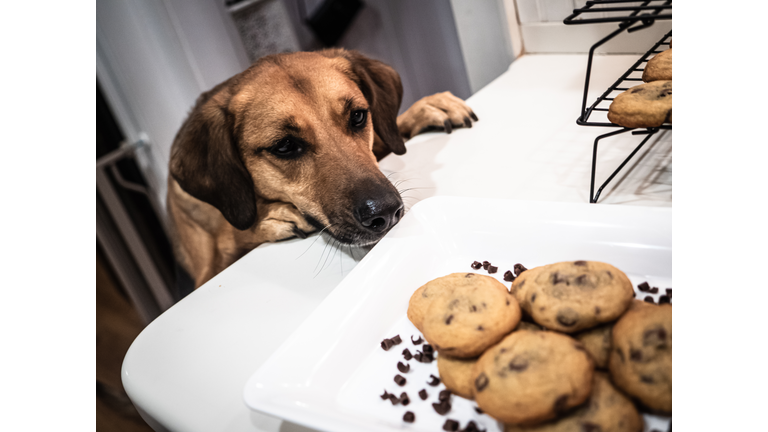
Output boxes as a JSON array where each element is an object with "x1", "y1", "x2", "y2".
[
  {"x1": 270, "y1": 138, "x2": 304, "y2": 159},
  {"x1": 350, "y1": 110, "x2": 367, "y2": 129}
]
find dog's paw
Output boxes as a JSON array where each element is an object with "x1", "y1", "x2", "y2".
[
  {"x1": 397, "y1": 91, "x2": 478, "y2": 139},
  {"x1": 256, "y1": 201, "x2": 317, "y2": 242}
]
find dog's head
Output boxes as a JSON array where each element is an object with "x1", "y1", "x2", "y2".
[{"x1": 169, "y1": 49, "x2": 405, "y2": 246}]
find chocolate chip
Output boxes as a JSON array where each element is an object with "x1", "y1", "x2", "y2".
[
  {"x1": 419, "y1": 389, "x2": 428, "y2": 400},
  {"x1": 503, "y1": 270, "x2": 515, "y2": 282},
  {"x1": 659, "y1": 295, "x2": 671, "y2": 304},
  {"x1": 413, "y1": 352, "x2": 423, "y2": 362},
  {"x1": 439, "y1": 389, "x2": 451, "y2": 401},
  {"x1": 552, "y1": 272, "x2": 569, "y2": 285},
  {"x1": 381, "y1": 338, "x2": 394, "y2": 351},
  {"x1": 471, "y1": 261, "x2": 482, "y2": 270},
  {"x1": 394, "y1": 374, "x2": 406, "y2": 386},
  {"x1": 482, "y1": 261, "x2": 491, "y2": 270},
  {"x1": 411, "y1": 335, "x2": 424, "y2": 345},
  {"x1": 575, "y1": 274, "x2": 587, "y2": 285},
  {"x1": 422, "y1": 344, "x2": 434, "y2": 355},
  {"x1": 641, "y1": 375, "x2": 655, "y2": 383},
  {"x1": 397, "y1": 361, "x2": 410, "y2": 373},
  {"x1": 581, "y1": 421, "x2": 601, "y2": 432},
  {"x1": 508, "y1": 356, "x2": 529, "y2": 371},
  {"x1": 477, "y1": 325, "x2": 484, "y2": 331},
  {"x1": 470, "y1": 305, "x2": 477, "y2": 312},
  {"x1": 649, "y1": 287, "x2": 659, "y2": 294},
  {"x1": 443, "y1": 419, "x2": 460, "y2": 431},
  {"x1": 428, "y1": 374, "x2": 441, "y2": 386},
  {"x1": 644, "y1": 296, "x2": 655, "y2": 304},
  {"x1": 531, "y1": 293, "x2": 537, "y2": 303},
  {"x1": 403, "y1": 411, "x2": 415, "y2": 423},
  {"x1": 475, "y1": 372, "x2": 489, "y2": 392},
  {"x1": 553, "y1": 395, "x2": 569, "y2": 415},
  {"x1": 399, "y1": 392, "x2": 410, "y2": 406},
  {"x1": 595, "y1": 306, "x2": 601, "y2": 314},
  {"x1": 488, "y1": 266, "x2": 498, "y2": 274},
  {"x1": 389, "y1": 394, "x2": 400, "y2": 405},
  {"x1": 474, "y1": 406, "x2": 483, "y2": 414},
  {"x1": 391, "y1": 335, "x2": 402, "y2": 345},
  {"x1": 666, "y1": 288, "x2": 672, "y2": 297},
  {"x1": 574, "y1": 260, "x2": 587, "y2": 266},
  {"x1": 465, "y1": 273, "x2": 473, "y2": 278},
  {"x1": 630, "y1": 349, "x2": 643, "y2": 362},
  {"x1": 402, "y1": 348, "x2": 412, "y2": 360},
  {"x1": 380, "y1": 389, "x2": 391, "y2": 400},
  {"x1": 514, "y1": 263, "x2": 527, "y2": 276},
  {"x1": 446, "y1": 314, "x2": 454, "y2": 324},
  {"x1": 556, "y1": 308, "x2": 579, "y2": 327},
  {"x1": 462, "y1": 420, "x2": 484, "y2": 432},
  {"x1": 638, "y1": 281, "x2": 651, "y2": 292},
  {"x1": 432, "y1": 399, "x2": 451, "y2": 415}
]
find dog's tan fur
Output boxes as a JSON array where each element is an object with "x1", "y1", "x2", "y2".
[{"x1": 168, "y1": 49, "x2": 476, "y2": 288}]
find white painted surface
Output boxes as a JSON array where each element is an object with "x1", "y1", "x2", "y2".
[{"x1": 122, "y1": 54, "x2": 671, "y2": 432}]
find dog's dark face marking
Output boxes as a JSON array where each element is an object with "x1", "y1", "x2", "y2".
[{"x1": 170, "y1": 50, "x2": 405, "y2": 246}]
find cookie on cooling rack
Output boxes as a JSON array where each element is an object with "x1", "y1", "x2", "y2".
[
  {"x1": 607, "y1": 80, "x2": 671, "y2": 128},
  {"x1": 642, "y1": 48, "x2": 672, "y2": 82}
]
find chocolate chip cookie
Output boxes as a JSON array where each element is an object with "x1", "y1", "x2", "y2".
[
  {"x1": 510, "y1": 261, "x2": 634, "y2": 333},
  {"x1": 503, "y1": 372, "x2": 643, "y2": 432},
  {"x1": 472, "y1": 330, "x2": 594, "y2": 425},
  {"x1": 437, "y1": 354, "x2": 477, "y2": 400},
  {"x1": 609, "y1": 300, "x2": 672, "y2": 413},
  {"x1": 607, "y1": 80, "x2": 672, "y2": 128},
  {"x1": 574, "y1": 322, "x2": 614, "y2": 369},
  {"x1": 408, "y1": 272, "x2": 509, "y2": 332},
  {"x1": 642, "y1": 49, "x2": 672, "y2": 82},
  {"x1": 421, "y1": 273, "x2": 521, "y2": 358}
]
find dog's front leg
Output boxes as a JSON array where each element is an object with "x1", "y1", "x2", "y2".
[{"x1": 397, "y1": 91, "x2": 479, "y2": 139}]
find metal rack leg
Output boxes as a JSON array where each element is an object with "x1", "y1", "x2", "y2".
[{"x1": 590, "y1": 128, "x2": 659, "y2": 203}]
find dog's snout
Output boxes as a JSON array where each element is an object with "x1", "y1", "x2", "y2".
[{"x1": 355, "y1": 197, "x2": 404, "y2": 233}]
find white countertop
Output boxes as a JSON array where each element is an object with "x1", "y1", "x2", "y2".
[{"x1": 122, "y1": 53, "x2": 672, "y2": 432}]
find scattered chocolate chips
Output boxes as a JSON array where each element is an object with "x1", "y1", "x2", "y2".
[
  {"x1": 422, "y1": 344, "x2": 434, "y2": 356},
  {"x1": 553, "y1": 395, "x2": 569, "y2": 415},
  {"x1": 402, "y1": 348, "x2": 413, "y2": 360},
  {"x1": 394, "y1": 374, "x2": 406, "y2": 386},
  {"x1": 446, "y1": 315, "x2": 454, "y2": 324},
  {"x1": 508, "y1": 356, "x2": 529, "y2": 371},
  {"x1": 443, "y1": 419, "x2": 460, "y2": 431},
  {"x1": 438, "y1": 389, "x2": 452, "y2": 401},
  {"x1": 640, "y1": 375, "x2": 655, "y2": 384},
  {"x1": 556, "y1": 308, "x2": 579, "y2": 327},
  {"x1": 659, "y1": 295, "x2": 671, "y2": 304},
  {"x1": 418, "y1": 389, "x2": 428, "y2": 400},
  {"x1": 381, "y1": 338, "x2": 395, "y2": 351},
  {"x1": 644, "y1": 296, "x2": 655, "y2": 304},
  {"x1": 474, "y1": 406, "x2": 483, "y2": 414},
  {"x1": 666, "y1": 288, "x2": 672, "y2": 297},
  {"x1": 399, "y1": 392, "x2": 410, "y2": 406},
  {"x1": 630, "y1": 349, "x2": 643, "y2": 362},
  {"x1": 461, "y1": 420, "x2": 484, "y2": 432},
  {"x1": 388, "y1": 394, "x2": 400, "y2": 405},
  {"x1": 488, "y1": 265, "x2": 498, "y2": 274},
  {"x1": 380, "y1": 389, "x2": 392, "y2": 400},
  {"x1": 513, "y1": 263, "x2": 527, "y2": 276},
  {"x1": 649, "y1": 287, "x2": 659, "y2": 294},
  {"x1": 638, "y1": 281, "x2": 651, "y2": 292},
  {"x1": 471, "y1": 261, "x2": 482, "y2": 270},
  {"x1": 397, "y1": 361, "x2": 410, "y2": 373},
  {"x1": 391, "y1": 335, "x2": 402, "y2": 345},
  {"x1": 403, "y1": 411, "x2": 415, "y2": 423},
  {"x1": 411, "y1": 335, "x2": 424, "y2": 345},
  {"x1": 574, "y1": 260, "x2": 587, "y2": 266},
  {"x1": 427, "y1": 374, "x2": 441, "y2": 386},
  {"x1": 432, "y1": 399, "x2": 451, "y2": 415},
  {"x1": 482, "y1": 261, "x2": 491, "y2": 270},
  {"x1": 503, "y1": 270, "x2": 515, "y2": 282}
]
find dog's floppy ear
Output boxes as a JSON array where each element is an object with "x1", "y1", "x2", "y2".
[
  {"x1": 324, "y1": 49, "x2": 406, "y2": 155},
  {"x1": 169, "y1": 89, "x2": 257, "y2": 231}
]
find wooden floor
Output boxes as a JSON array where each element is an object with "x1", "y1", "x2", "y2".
[{"x1": 96, "y1": 250, "x2": 155, "y2": 432}]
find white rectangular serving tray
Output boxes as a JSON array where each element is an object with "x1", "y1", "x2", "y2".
[{"x1": 244, "y1": 196, "x2": 672, "y2": 432}]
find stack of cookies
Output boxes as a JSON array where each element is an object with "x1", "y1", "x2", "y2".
[
  {"x1": 608, "y1": 47, "x2": 672, "y2": 128},
  {"x1": 407, "y1": 261, "x2": 672, "y2": 431}
]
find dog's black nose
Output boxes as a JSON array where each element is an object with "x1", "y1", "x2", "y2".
[{"x1": 355, "y1": 197, "x2": 404, "y2": 233}]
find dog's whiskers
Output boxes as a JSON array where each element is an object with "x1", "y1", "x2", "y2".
[{"x1": 296, "y1": 222, "x2": 336, "y2": 260}]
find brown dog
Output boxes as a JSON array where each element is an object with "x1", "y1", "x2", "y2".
[{"x1": 168, "y1": 49, "x2": 477, "y2": 289}]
